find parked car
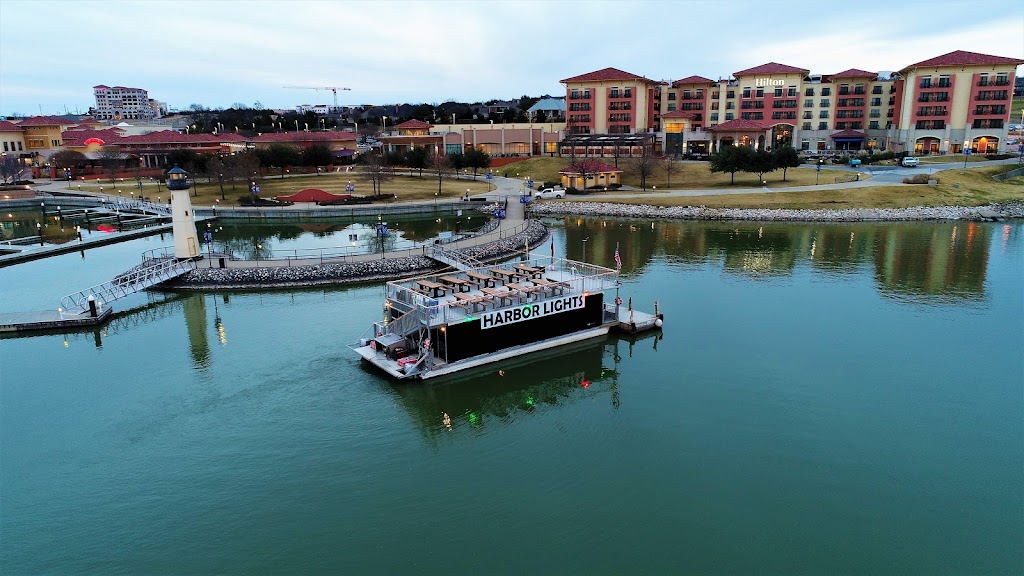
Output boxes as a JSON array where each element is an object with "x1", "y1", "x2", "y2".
[
  {"x1": 532, "y1": 187, "x2": 565, "y2": 199},
  {"x1": 901, "y1": 157, "x2": 920, "y2": 167}
]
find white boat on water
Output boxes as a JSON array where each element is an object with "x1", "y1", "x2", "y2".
[{"x1": 349, "y1": 252, "x2": 660, "y2": 381}]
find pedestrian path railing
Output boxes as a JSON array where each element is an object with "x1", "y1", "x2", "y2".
[{"x1": 60, "y1": 255, "x2": 196, "y2": 313}]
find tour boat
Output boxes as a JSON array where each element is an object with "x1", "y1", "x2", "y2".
[{"x1": 350, "y1": 252, "x2": 662, "y2": 380}]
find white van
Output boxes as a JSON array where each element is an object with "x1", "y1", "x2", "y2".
[{"x1": 901, "y1": 157, "x2": 919, "y2": 167}]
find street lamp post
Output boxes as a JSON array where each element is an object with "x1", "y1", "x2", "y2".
[{"x1": 581, "y1": 237, "x2": 589, "y2": 263}]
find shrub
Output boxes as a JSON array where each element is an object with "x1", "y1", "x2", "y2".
[
  {"x1": 902, "y1": 174, "x2": 936, "y2": 184},
  {"x1": 984, "y1": 153, "x2": 1015, "y2": 160},
  {"x1": 565, "y1": 187, "x2": 583, "y2": 195},
  {"x1": 606, "y1": 183, "x2": 622, "y2": 190}
]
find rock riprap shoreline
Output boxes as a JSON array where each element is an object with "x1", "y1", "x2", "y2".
[
  {"x1": 164, "y1": 220, "x2": 548, "y2": 290},
  {"x1": 529, "y1": 201, "x2": 1024, "y2": 222}
]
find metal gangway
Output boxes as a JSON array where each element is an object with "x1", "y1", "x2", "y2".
[
  {"x1": 60, "y1": 248, "x2": 196, "y2": 313},
  {"x1": 426, "y1": 245, "x2": 485, "y2": 272}
]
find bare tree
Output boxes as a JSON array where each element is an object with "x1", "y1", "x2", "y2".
[
  {"x1": 663, "y1": 156, "x2": 679, "y2": 189},
  {"x1": 629, "y1": 147, "x2": 657, "y2": 191},
  {"x1": 0, "y1": 155, "x2": 24, "y2": 185},
  {"x1": 99, "y1": 147, "x2": 124, "y2": 185},
  {"x1": 361, "y1": 153, "x2": 393, "y2": 197},
  {"x1": 431, "y1": 152, "x2": 451, "y2": 198}
]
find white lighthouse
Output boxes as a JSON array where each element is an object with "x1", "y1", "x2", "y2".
[{"x1": 166, "y1": 165, "x2": 199, "y2": 259}]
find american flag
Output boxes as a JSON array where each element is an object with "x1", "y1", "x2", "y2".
[{"x1": 614, "y1": 242, "x2": 622, "y2": 269}]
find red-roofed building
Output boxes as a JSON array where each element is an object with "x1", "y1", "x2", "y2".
[
  {"x1": 393, "y1": 119, "x2": 431, "y2": 135},
  {"x1": 891, "y1": 50, "x2": 1023, "y2": 154},
  {"x1": 0, "y1": 120, "x2": 27, "y2": 158},
  {"x1": 558, "y1": 160, "x2": 622, "y2": 190},
  {"x1": 561, "y1": 67, "x2": 661, "y2": 136},
  {"x1": 561, "y1": 48, "x2": 1020, "y2": 156}
]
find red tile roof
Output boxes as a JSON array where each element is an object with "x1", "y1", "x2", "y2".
[
  {"x1": 252, "y1": 131, "x2": 357, "y2": 143},
  {"x1": 830, "y1": 68, "x2": 876, "y2": 78},
  {"x1": 830, "y1": 129, "x2": 867, "y2": 139},
  {"x1": 903, "y1": 50, "x2": 1024, "y2": 69},
  {"x1": 61, "y1": 128, "x2": 126, "y2": 146},
  {"x1": 16, "y1": 115, "x2": 76, "y2": 126},
  {"x1": 733, "y1": 62, "x2": 808, "y2": 76},
  {"x1": 395, "y1": 119, "x2": 431, "y2": 129},
  {"x1": 561, "y1": 67, "x2": 653, "y2": 84},
  {"x1": 559, "y1": 160, "x2": 622, "y2": 174},
  {"x1": 117, "y1": 130, "x2": 229, "y2": 144},
  {"x1": 661, "y1": 110, "x2": 698, "y2": 119},
  {"x1": 0, "y1": 120, "x2": 22, "y2": 132},
  {"x1": 672, "y1": 75, "x2": 716, "y2": 86},
  {"x1": 707, "y1": 118, "x2": 767, "y2": 132}
]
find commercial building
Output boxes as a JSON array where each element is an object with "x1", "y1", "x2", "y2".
[
  {"x1": 93, "y1": 85, "x2": 163, "y2": 121},
  {"x1": 561, "y1": 50, "x2": 1022, "y2": 155},
  {"x1": 380, "y1": 120, "x2": 564, "y2": 157}
]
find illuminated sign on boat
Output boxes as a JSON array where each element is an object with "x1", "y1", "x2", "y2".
[{"x1": 479, "y1": 294, "x2": 586, "y2": 330}]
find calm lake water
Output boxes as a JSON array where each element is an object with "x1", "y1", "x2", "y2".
[{"x1": 2, "y1": 217, "x2": 1022, "y2": 574}]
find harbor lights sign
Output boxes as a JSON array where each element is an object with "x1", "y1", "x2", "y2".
[
  {"x1": 755, "y1": 78, "x2": 784, "y2": 87},
  {"x1": 479, "y1": 294, "x2": 586, "y2": 329}
]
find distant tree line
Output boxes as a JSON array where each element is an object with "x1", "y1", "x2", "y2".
[{"x1": 709, "y1": 145, "x2": 802, "y2": 184}]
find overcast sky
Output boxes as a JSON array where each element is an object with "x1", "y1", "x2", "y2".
[{"x1": 1, "y1": 0, "x2": 1021, "y2": 117}]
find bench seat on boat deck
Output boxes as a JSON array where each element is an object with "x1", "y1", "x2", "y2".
[
  {"x1": 481, "y1": 287, "x2": 517, "y2": 306},
  {"x1": 452, "y1": 292, "x2": 492, "y2": 312}
]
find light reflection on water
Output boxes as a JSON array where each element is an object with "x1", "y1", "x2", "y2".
[{"x1": 0, "y1": 218, "x2": 1021, "y2": 574}]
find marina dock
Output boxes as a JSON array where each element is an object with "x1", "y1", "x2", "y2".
[{"x1": 0, "y1": 308, "x2": 112, "y2": 334}]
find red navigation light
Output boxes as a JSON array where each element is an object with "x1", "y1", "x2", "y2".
[{"x1": 581, "y1": 380, "x2": 590, "y2": 388}]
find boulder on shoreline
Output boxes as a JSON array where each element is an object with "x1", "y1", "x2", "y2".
[
  {"x1": 528, "y1": 201, "x2": 1024, "y2": 222},
  {"x1": 162, "y1": 220, "x2": 549, "y2": 290}
]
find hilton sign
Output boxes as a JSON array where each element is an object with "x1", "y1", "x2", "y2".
[{"x1": 755, "y1": 78, "x2": 785, "y2": 87}]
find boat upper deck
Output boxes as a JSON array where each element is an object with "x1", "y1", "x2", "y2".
[{"x1": 385, "y1": 255, "x2": 620, "y2": 327}]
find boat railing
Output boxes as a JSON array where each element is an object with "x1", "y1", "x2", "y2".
[{"x1": 386, "y1": 307, "x2": 423, "y2": 338}]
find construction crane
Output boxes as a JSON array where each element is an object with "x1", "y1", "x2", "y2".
[{"x1": 282, "y1": 86, "x2": 351, "y2": 106}]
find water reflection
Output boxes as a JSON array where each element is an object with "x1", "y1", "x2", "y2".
[
  {"x1": 565, "y1": 218, "x2": 1000, "y2": 303},
  {"x1": 390, "y1": 334, "x2": 661, "y2": 441}
]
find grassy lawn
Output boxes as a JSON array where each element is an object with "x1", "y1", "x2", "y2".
[
  {"x1": 70, "y1": 172, "x2": 495, "y2": 206},
  {"x1": 492, "y1": 156, "x2": 866, "y2": 190},
  {"x1": 917, "y1": 154, "x2": 991, "y2": 164},
  {"x1": 566, "y1": 165, "x2": 1024, "y2": 210},
  {"x1": 1011, "y1": 97, "x2": 1023, "y2": 120}
]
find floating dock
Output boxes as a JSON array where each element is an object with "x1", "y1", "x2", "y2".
[{"x1": 0, "y1": 308, "x2": 112, "y2": 333}]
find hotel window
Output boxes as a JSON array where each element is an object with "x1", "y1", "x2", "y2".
[
  {"x1": 854, "y1": 84, "x2": 865, "y2": 94},
  {"x1": 725, "y1": 113, "x2": 734, "y2": 120},
  {"x1": 788, "y1": 87, "x2": 797, "y2": 97},
  {"x1": 919, "y1": 77, "x2": 932, "y2": 88},
  {"x1": 17, "y1": 142, "x2": 22, "y2": 151},
  {"x1": 1, "y1": 142, "x2": 7, "y2": 152},
  {"x1": 805, "y1": 87, "x2": 815, "y2": 96},
  {"x1": 872, "y1": 85, "x2": 883, "y2": 94},
  {"x1": 711, "y1": 102, "x2": 719, "y2": 110},
  {"x1": 869, "y1": 121, "x2": 879, "y2": 129},
  {"x1": 710, "y1": 113, "x2": 719, "y2": 121},
  {"x1": 682, "y1": 90, "x2": 691, "y2": 99},
  {"x1": 804, "y1": 99, "x2": 814, "y2": 108},
  {"x1": 668, "y1": 92, "x2": 676, "y2": 100},
  {"x1": 870, "y1": 98, "x2": 881, "y2": 106},
  {"x1": 727, "y1": 90, "x2": 735, "y2": 98},
  {"x1": 803, "y1": 111, "x2": 813, "y2": 119},
  {"x1": 818, "y1": 122, "x2": 828, "y2": 130},
  {"x1": 610, "y1": 88, "x2": 620, "y2": 98},
  {"x1": 584, "y1": 90, "x2": 590, "y2": 98},
  {"x1": 836, "y1": 122, "x2": 847, "y2": 129},
  {"x1": 712, "y1": 91, "x2": 720, "y2": 98},
  {"x1": 821, "y1": 87, "x2": 831, "y2": 96},
  {"x1": 755, "y1": 88, "x2": 764, "y2": 98},
  {"x1": 742, "y1": 88, "x2": 751, "y2": 98},
  {"x1": 800, "y1": 140, "x2": 810, "y2": 150},
  {"x1": 994, "y1": 74, "x2": 1009, "y2": 86},
  {"x1": 696, "y1": 90, "x2": 704, "y2": 99},
  {"x1": 937, "y1": 75, "x2": 950, "y2": 88},
  {"x1": 570, "y1": 90, "x2": 580, "y2": 99},
  {"x1": 667, "y1": 103, "x2": 676, "y2": 111},
  {"x1": 774, "y1": 88, "x2": 783, "y2": 97},
  {"x1": 819, "y1": 110, "x2": 829, "y2": 118},
  {"x1": 802, "y1": 123, "x2": 812, "y2": 130},
  {"x1": 624, "y1": 88, "x2": 632, "y2": 97},
  {"x1": 726, "y1": 102, "x2": 735, "y2": 109},
  {"x1": 839, "y1": 84, "x2": 850, "y2": 95},
  {"x1": 869, "y1": 109, "x2": 880, "y2": 118},
  {"x1": 820, "y1": 99, "x2": 830, "y2": 108}
]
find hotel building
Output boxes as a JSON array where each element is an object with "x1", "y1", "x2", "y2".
[
  {"x1": 561, "y1": 50, "x2": 1021, "y2": 155},
  {"x1": 93, "y1": 85, "x2": 163, "y2": 121}
]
